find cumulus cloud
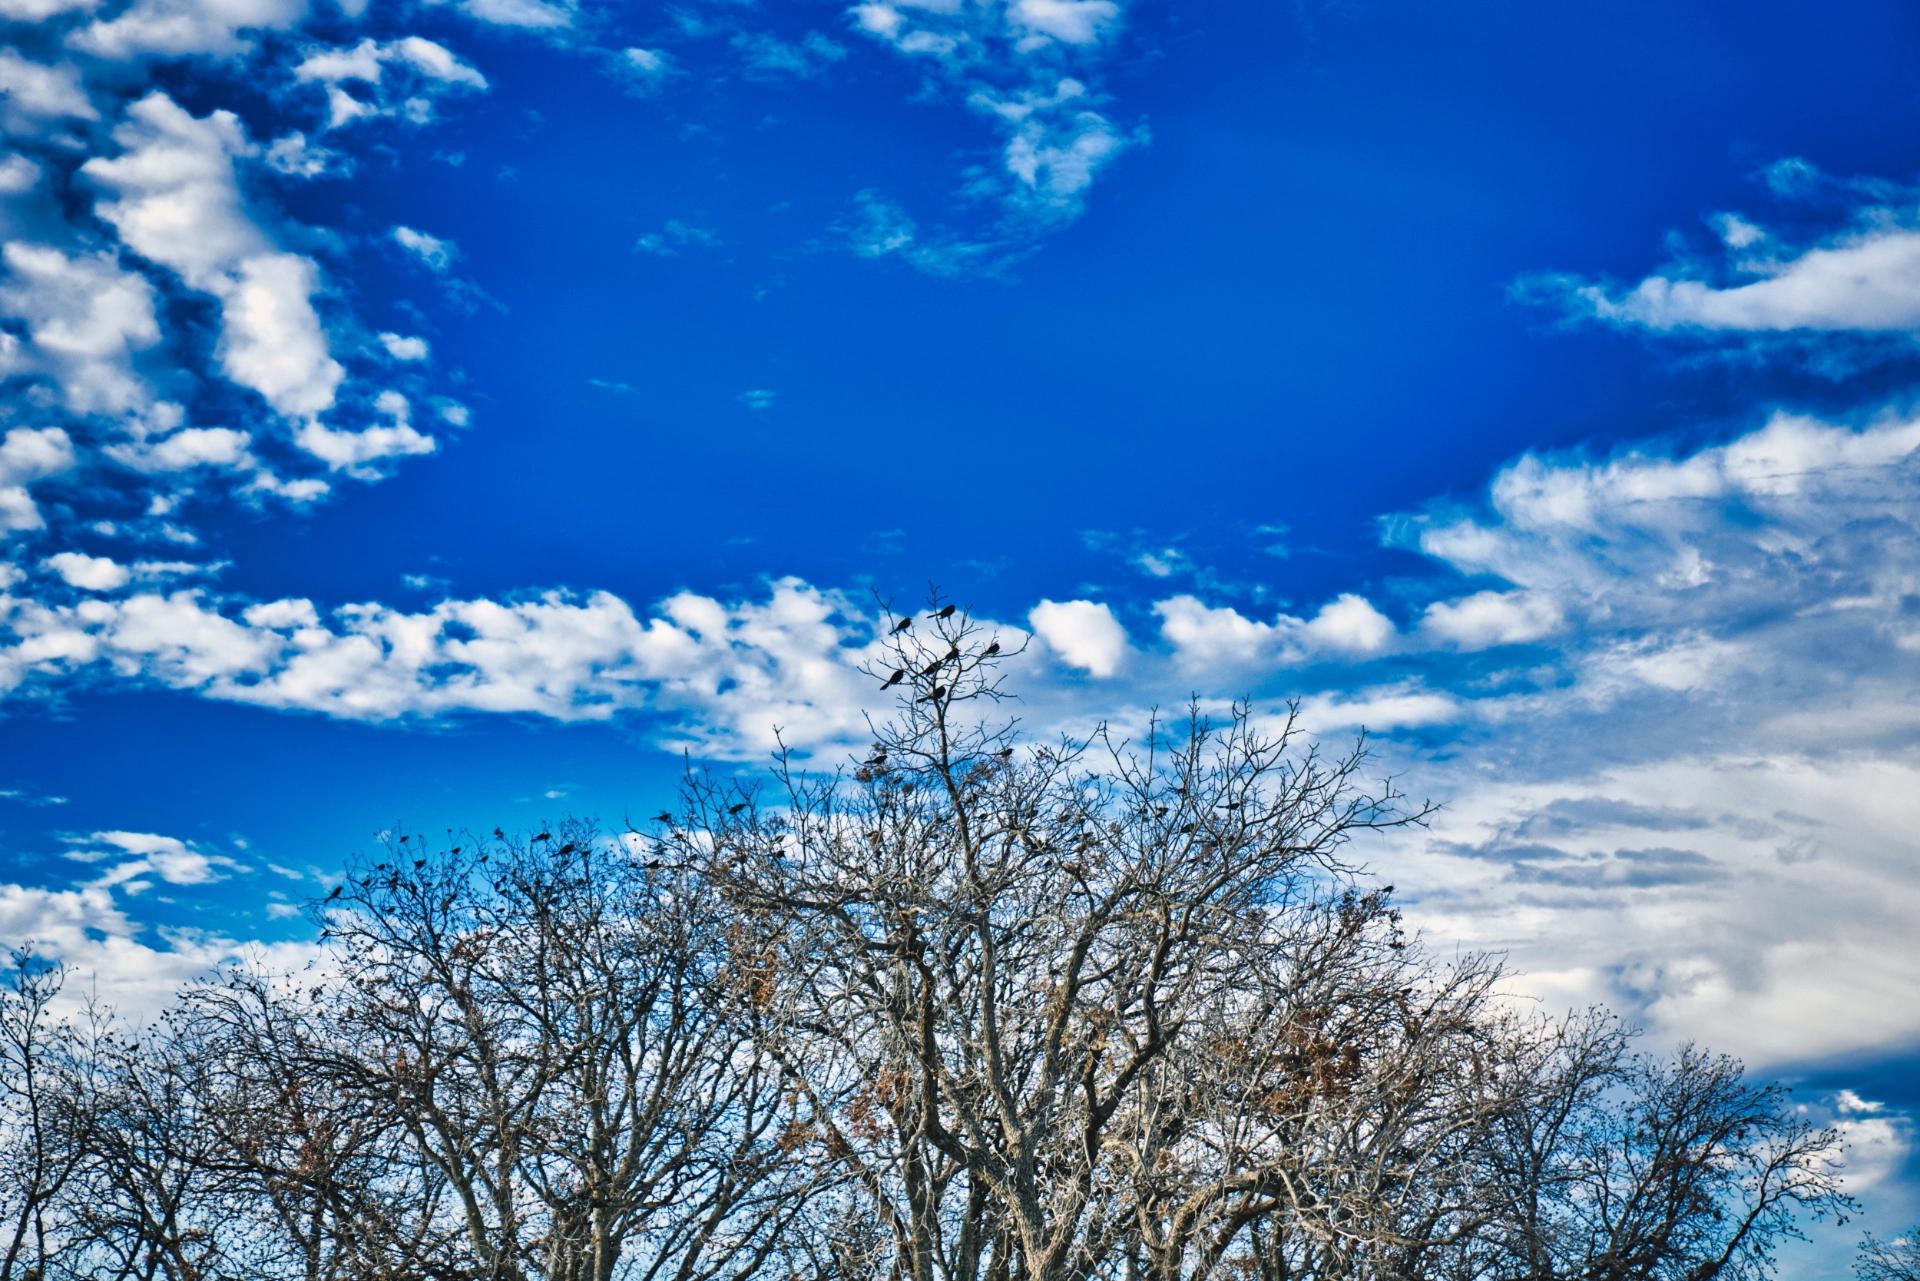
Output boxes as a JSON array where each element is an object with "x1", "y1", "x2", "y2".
[
  {"x1": 70, "y1": 0, "x2": 307, "y2": 59},
  {"x1": 1420, "y1": 589, "x2": 1562, "y2": 649},
  {"x1": 0, "y1": 427, "x2": 76, "y2": 535},
  {"x1": 293, "y1": 36, "x2": 487, "y2": 128},
  {"x1": 1153, "y1": 592, "x2": 1396, "y2": 669},
  {"x1": 1029, "y1": 598, "x2": 1129, "y2": 677},
  {"x1": 84, "y1": 92, "x2": 345, "y2": 419},
  {"x1": 1522, "y1": 170, "x2": 1920, "y2": 340},
  {"x1": 0, "y1": 243, "x2": 160, "y2": 414},
  {"x1": 0, "y1": 578, "x2": 891, "y2": 755},
  {"x1": 0, "y1": 50, "x2": 99, "y2": 127},
  {"x1": 378, "y1": 332, "x2": 429, "y2": 361},
  {"x1": 294, "y1": 390, "x2": 435, "y2": 473},
  {"x1": 43, "y1": 551, "x2": 130, "y2": 591}
]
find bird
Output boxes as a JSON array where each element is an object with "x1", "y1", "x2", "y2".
[
  {"x1": 881, "y1": 668, "x2": 905, "y2": 688},
  {"x1": 653, "y1": 811, "x2": 674, "y2": 824},
  {"x1": 944, "y1": 644, "x2": 959, "y2": 661},
  {"x1": 920, "y1": 657, "x2": 944, "y2": 677},
  {"x1": 983, "y1": 640, "x2": 1001, "y2": 657},
  {"x1": 930, "y1": 604, "x2": 956, "y2": 619},
  {"x1": 996, "y1": 747, "x2": 1014, "y2": 760},
  {"x1": 326, "y1": 885, "x2": 343, "y2": 901},
  {"x1": 865, "y1": 752, "x2": 888, "y2": 766},
  {"x1": 413, "y1": 859, "x2": 426, "y2": 870},
  {"x1": 534, "y1": 832, "x2": 551, "y2": 842},
  {"x1": 728, "y1": 802, "x2": 749, "y2": 816},
  {"x1": 917, "y1": 686, "x2": 946, "y2": 703},
  {"x1": 891, "y1": 616, "x2": 914, "y2": 634}
]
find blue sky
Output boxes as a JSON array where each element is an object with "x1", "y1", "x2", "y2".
[{"x1": 3, "y1": 1, "x2": 1919, "y2": 1271}]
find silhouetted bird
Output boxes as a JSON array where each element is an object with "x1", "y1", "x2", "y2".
[
  {"x1": 728, "y1": 802, "x2": 749, "y2": 815},
  {"x1": 891, "y1": 616, "x2": 913, "y2": 634},
  {"x1": 865, "y1": 752, "x2": 887, "y2": 766},
  {"x1": 930, "y1": 604, "x2": 956, "y2": 619},
  {"x1": 996, "y1": 747, "x2": 1014, "y2": 759},
  {"x1": 534, "y1": 832, "x2": 551, "y2": 842},
  {"x1": 920, "y1": 658, "x2": 944, "y2": 677},
  {"x1": 983, "y1": 640, "x2": 1001, "y2": 657},
  {"x1": 326, "y1": 885, "x2": 343, "y2": 901},
  {"x1": 653, "y1": 811, "x2": 674, "y2": 824},
  {"x1": 414, "y1": 859, "x2": 426, "y2": 869},
  {"x1": 882, "y1": 667, "x2": 905, "y2": 688},
  {"x1": 917, "y1": 686, "x2": 946, "y2": 703},
  {"x1": 944, "y1": 644, "x2": 959, "y2": 661}
]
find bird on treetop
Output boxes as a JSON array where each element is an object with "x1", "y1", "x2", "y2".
[
  {"x1": 653, "y1": 811, "x2": 674, "y2": 824},
  {"x1": 917, "y1": 686, "x2": 946, "y2": 703},
  {"x1": 983, "y1": 640, "x2": 1001, "y2": 657},
  {"x1": 891, "y1": 616, "x2": 913, "y2": 634},
  {"x1": 326, "y1": 885, "x2": 343, "y2": 901},
  {"x1": 728, "y1": 802, "x2": 749, "y2": 815},
  {"x1": 882, "y1": 668, "x2": 905, "y2": 688},
  {"x1": 944, "y1": 644, "x2": 959, "y2": 661},
  {"x1": 930, "y1": 604, "x2": 956, "y2": 619}
]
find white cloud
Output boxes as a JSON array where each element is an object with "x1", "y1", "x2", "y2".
[
  {"x1": 0, "y1": 427, "x2": 76, "y2": 535},
  {"x1": 43, "y1": 551, "x2": 131, "y2": 591},
  {"x1": 1029, "y1": 598, "x2": 1129, "y2": 677},
  {"x1": 1303, "y1": 592, "x2": 1395, "y2": 655},
  {"x1": 0, "y1": 153, "x2": 40, "y2": 194},
  {"x1": 0, "y1": 243, "x2": 160, "y2": 414},
  {"x1": 1153, "y1": 592, "x2": 1395, "y2": 669},
  {"x1": 392, "y1": 224, "x2": 454, "y2": 272},
  {"x1": 66, "y1": 829, "x2": 245, "y2": 888},
  {"x1": 217, "y1": 253, "x2": 343, "y2": 418},
  {"x1": 1530, "y1": 180, "x2": 1920, "y2": 334},
  {"x1": 294, "y1": 36, "x2": 487, "y2": 128},
  {"x1": 70, "y1": 0, "x2": 307, "y2": 59},
  {"x1": 84, "y1": 93, "x2": 345, "y2": 419},
  {"x1": 0, "y1": 579, "x2": 893, "y2": 754},
  {"x1": 0, "y1": 0, "x2": 96, "y2": 19},
  {"x1": 460, "y1": 0, "x2": 571, "y2": 29},
  {"x1": 850, "y1": 1, "x2": 1142, "y2": 248},
  {"x1": 0, "y1": 50, "x2": 99, "y2": 126},
  {"x1": 294, "y1": 390, "x2": 434, "y2": 474},
  {"x1": 1421, "y1": 589, "x2": 1562, "y2": 649},
  {"x1": 378, "y1": 332, "x2": 429, "y2": 361},
  {"x1": 106, "y1": 426, "x2": 254, "y2": 473},
  {"x1": 616, "y1": 46, "x2": 673, "y2": 91}
]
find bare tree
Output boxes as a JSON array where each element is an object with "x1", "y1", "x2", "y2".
[
  {"x1": 0, "y1": 948, "x2": 85, "y2": 1281},
  {"x1": 289, "y1": 821, "x2": 824, "y2": 1281},
  {"x1": 0, "y1": 599, "x2": 1862, "y2": 1281},
  {"x1": 1858, "y1": 1229, "x2": 1920, "y2": 1281},
  {"x1": 657, "y1": 603, "x2": 1444, "y2": 1281}
]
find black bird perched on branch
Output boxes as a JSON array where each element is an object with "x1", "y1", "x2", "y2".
[
  {"x1": 652, "y1": 811, "x2": 674, "y2": 824},
  {"x1": 917, "y1": 686, "x2": 946, "y2": 703},
  {"x1": 728, "y1": 802, "x2": 749, "y2": 815},
  {"x1": 891, "y1": 616, "x2": 913, "y2": 634},
  {"x1": 865, "y1": 752, "x2": 887, "y2": 766},
  {"x1": 983, "y1": 640, "x2": 1000, "y2": 657},
  {"x1": 881, "y1": 667, "x2": 905, "y2": 688},
  {"x1": 533, "y1": 832, "x2": 551, "y2": 842},
  {"x1": 930, "y1": 604, "x2": 956, "y2": 619},
  {"x1": 944, "y1": 644, "x2": 959, "y2": 661},
  {"x1": 326, "y1": 885, "x2": 343, "y2": 901},
  {"x1": 920, "y1": 657, "x2": 944, "y2": 677}
]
